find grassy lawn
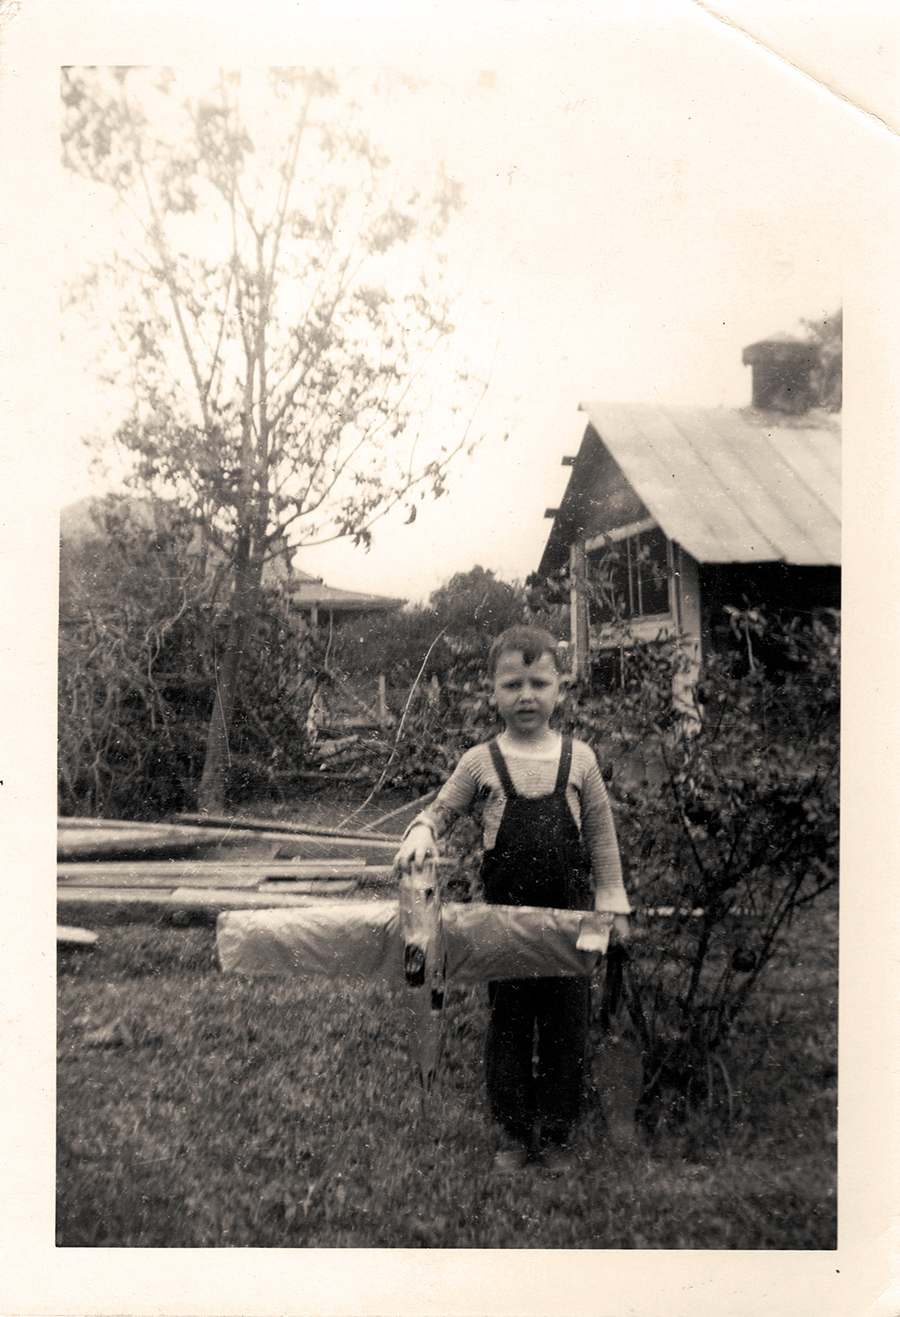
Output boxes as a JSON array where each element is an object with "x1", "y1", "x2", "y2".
[{"x1": 57, "y1": 894, "x2": 836, "y2": 1249}]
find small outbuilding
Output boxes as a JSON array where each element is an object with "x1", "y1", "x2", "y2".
[{"x1": 538, "y1": 336, "x2": 840, "y2": 688}]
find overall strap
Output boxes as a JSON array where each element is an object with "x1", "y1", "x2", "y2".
[
  {"x1": 488, "y1": 736, "x2": 572, "y2": 798},
  {"x1": 554, "y1": 736, "x2": 573, "y2": 795},
  {"x1": 487, "y1": 738, "x2": 518, "y2": 799}
]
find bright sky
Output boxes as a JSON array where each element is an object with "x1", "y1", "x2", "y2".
[{"x1": 48, "y1": 2, "x2": 895, "y2": 604}]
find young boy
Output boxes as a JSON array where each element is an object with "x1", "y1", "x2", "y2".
[{"x1": 394, "y1": 625, "x2": 631, "y2": 1174}]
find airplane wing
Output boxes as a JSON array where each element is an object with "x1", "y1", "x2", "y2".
[{"x1": 216, "y1": 901, "x2": 612, "y2": 981}]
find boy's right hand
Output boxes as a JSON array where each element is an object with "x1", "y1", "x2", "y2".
[{"x1": 393, "y1": 823, "x2": 435, "y2": 874}]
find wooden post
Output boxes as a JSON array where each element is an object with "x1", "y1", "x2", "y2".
[
  {"x1": 569, "y1": 540, "x2": 589, "y2": 681},
  {"x1": 672, "y1": 544, "x2": 702, "y2": 723},
  {"x1": 377, "y1": 674, "x2": 388, "y2": 726}
]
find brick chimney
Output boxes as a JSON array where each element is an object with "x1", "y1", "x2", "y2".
[{"x1": 742, "y1": 334, "x2": 819, "y2": 415}]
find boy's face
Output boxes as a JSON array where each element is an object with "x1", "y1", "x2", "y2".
[{"x1": 493, "y1": 649, "x2": 561, "y2": 740}]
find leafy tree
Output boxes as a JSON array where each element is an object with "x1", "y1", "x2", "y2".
[
  {"x1": 330, "y1": 565, "x2": 528, "y2": 685},
  {"x1": 62, "y1": 66, "x2": 481, "y2": 811},
  {"x1": 428, "y1": 565, "x2": 526, "y2": 643},
  {"x1": 328, "y1": 604, "x2": 440, "y2": 684},
  {"x1": 803, "y1": 306, "x2": 842, "y2": 411}
]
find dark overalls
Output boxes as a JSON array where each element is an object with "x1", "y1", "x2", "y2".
[{"x1": 481, "y1": 736, "x2": 593, "y2": 1151}]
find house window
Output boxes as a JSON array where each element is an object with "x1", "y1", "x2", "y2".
[{"x1": 586, "y1": 524, "x2": 672, "y2": 627}]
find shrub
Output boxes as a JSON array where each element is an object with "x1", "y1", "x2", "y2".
[
  {"x1": 560, "y1": 615, "x2": 839, "y2": 1124},
  {"x1": 58, "y1": 498, "x2": 317, "y2": 817},
  {"x1": 58, "y1": 499, "x2": 213, "y2": 817}
]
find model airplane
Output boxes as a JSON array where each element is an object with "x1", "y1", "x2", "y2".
[{"x1": 216, "y1": 860, "x2": 615, "y2": 1093}]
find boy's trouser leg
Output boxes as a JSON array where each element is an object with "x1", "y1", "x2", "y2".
[
  {"x1": 535, "y1": 976, "x2": 590, "y2": 1146},
  {"x1": 485, "y1": 980, "x2": 536, "y2": 1144}
]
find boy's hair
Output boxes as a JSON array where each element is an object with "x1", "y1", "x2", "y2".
[{"x1": 488, "y1": 625, "x2": 565, "y2": 677}]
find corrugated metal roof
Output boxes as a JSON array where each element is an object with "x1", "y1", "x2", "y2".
[{"x1": 576, "y1": 401, "x2": 841, "y2": 566}]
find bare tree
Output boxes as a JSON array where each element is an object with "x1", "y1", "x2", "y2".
[{"x1": 62, "y1": 66, "x2": 483, "y2": 811}]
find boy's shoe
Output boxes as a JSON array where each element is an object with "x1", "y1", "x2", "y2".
[{"x1": 493, "y1": 1145, "x2": 528, "y2": 1175}]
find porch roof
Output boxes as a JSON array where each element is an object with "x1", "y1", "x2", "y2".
[
  {"x1": 289, "y1": 571, "x2": 404, "y2": 614},
  {"x1": 539, "y1": 401, "x2": 841, "y2": 575}
]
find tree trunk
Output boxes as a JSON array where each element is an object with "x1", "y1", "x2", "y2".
[{"x1": 197, "y1": 544, "x2": 264, "y2": 814}]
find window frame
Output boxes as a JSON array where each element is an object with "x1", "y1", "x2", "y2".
[{"x1": 584, "y1": 519, "x2": 677, "y2": 648}]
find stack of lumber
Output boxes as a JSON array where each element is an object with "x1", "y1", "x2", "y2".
[{"x1": 57, "y1": 814, "x2": 403, "y2": 911}]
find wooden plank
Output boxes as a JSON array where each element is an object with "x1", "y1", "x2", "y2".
[
  {"x1": 263, "y1": 866, "x2": 394, "y2": 885},
  {"x1": 57, "y1": 861, "x2": 382, "y2": 888},
  {"x1": 57, "y1": 924, "x2": 98, "y2": 945},
  {"x1": 59, "y1": 816, "x2": 232, "y2": 837},
  {"x1": 57, "y1": 887, "x2": 186, "y2": 904},
  {"x1": 57, "y1": 859, "x2": 368, "y2": 877},
  {"x1": 170, "y1": 884, "x2": 358, "y2": 901},
  {"x1": 59, "y1": 816, "x2": 164, "y2": 829},
  {"x1": 189, "y1": 825, "x2": 396, "y2": 849},
  {"x1": 268, "y1": 843, "x2": 399, "y2": 864},
  {"x1": 57, "y1": 887, "x2": 352, "y2": 908},
  {"x1": 173, "y1": 811, "x2": 400, "y2": 843},
  {"x1": 60, "y1": 815, "x2": 382, "y2": 848},
  {"x1": 58, "y1": 871, "x2": 252, "y2": 890},
  {"x1": 58, "y1": 825, "x2": 233, "y2": 860},
  {"x1": 262, "y1": 880, "x2": 366, "y2": 893}
]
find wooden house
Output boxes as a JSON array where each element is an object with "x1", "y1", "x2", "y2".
[{"x1": 538, "y1": 338, "x2": 841, "y2": 691}]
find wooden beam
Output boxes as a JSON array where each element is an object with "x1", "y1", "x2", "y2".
[
  {"x1": 57, "y1": 925, "x2": 98, "y2": 944},
  {"x1": 59, "y1": 817, "x2": 175, "y2": 830},
  {"x1": 58, "y1": 824, "x2": 232, "y2": 860},
  {"x1": 57, "y1": 886, "x2": 353, "y2": 907},
  {"x1": 173, "y1": 812, "x2": 400, "y2": 843},
  {"x1": 57, "y1": 860, "x2": 388, "y2": 888},
  {"x1": 173, "y1": 884, "x2": 357, "y2": 901}
]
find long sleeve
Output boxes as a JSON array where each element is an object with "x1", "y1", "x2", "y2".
[
  {"x1": 574, "y1": 744, "x2": 631, "y2": 914},
  {"x1": 404, "y1": 745, "x2": 485, "y2": 841}
]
